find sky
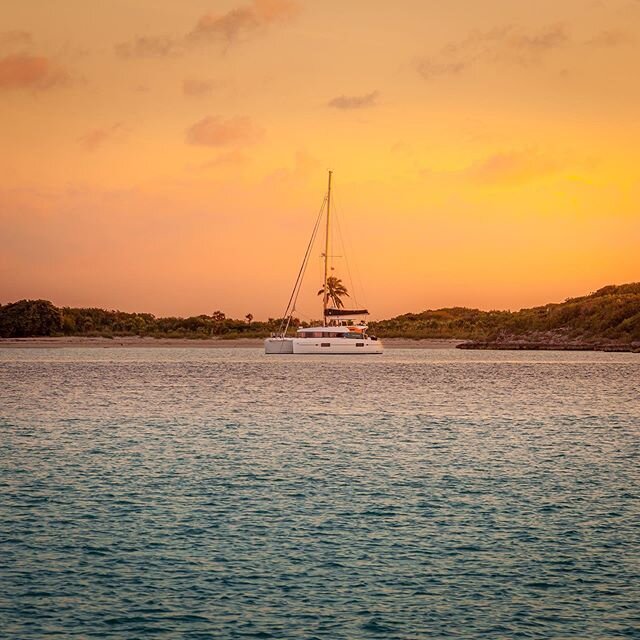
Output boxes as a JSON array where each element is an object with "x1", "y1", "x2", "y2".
[{"x1": 1, "y1": 0, "x2": 639, "y2": 320}]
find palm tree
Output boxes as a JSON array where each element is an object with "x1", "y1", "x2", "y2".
[{"x1": 317, "y1": 276, "x2": 349, "y2": 309}]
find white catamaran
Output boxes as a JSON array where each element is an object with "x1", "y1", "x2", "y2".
[{"x1": 265, "y1": 171, "x2": 383, "y2": 355}]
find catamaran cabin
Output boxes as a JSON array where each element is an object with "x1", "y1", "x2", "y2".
[{"x1": 296, "y1": 326, "x2": 378, "y2": 340}]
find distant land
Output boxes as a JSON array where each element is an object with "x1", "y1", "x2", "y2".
[
  {"x1": 373, "y1": 283, "x2": 640, "y2": 353},
  {"x1": 1, "y1": 283, "x2": 639, "y2": 352}
]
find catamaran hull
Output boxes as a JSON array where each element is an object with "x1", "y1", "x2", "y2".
[
  {"x1": 265, "y1": 337, "x2": 383, "y2": 354},
  {"x1": 293, "y1": 338, "x2": 382, "y2": 354},
  {"x1": 264, "y1": 338, "x2": 294, "y2": 354}
]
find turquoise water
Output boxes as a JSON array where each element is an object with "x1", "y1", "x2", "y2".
[{"x1": 1, "y1": 347, "x2": 639, "y2": 638}]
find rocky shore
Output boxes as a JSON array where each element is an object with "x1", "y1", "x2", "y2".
[{"x1": 458, "y1": 338, "x2": 640, "y2": 353}]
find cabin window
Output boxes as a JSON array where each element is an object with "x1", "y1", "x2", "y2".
[
  {"x1": 321, "y1": 343, "x2": 331, "y2": 347},
  {"x1": 356, "y1": 343, "x2": 364, "y2": 347}
]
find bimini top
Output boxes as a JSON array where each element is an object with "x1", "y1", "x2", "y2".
[{"x1": 324, "y1": 308, "x2": 369, "y2": 317}]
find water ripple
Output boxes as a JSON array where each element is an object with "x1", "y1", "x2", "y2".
[{"x1": 1, "y1": 348, "x2": 639, "y2": 638}]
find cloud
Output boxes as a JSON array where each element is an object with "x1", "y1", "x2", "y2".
[
  {"x1": 585, "y1": 29, "x2": 635, "y2": 47},
  {"x1": 185, "y1": 115, "x2": 261, "y2": 147},
  {"x1": 416, "y1": 60, "x2": 467, "y2": 79},
  {"x1": 417, "y1": 23, "x2": 569, "y2": 79},
  {"x1": 183, "y1": 77, "x2": 215, "y2": 97},
  {"x1": 115, "y1": 35, "x2": 178, "y2": 59},
  {"x1": 186, "y1": 0, "x2": 298, "y2": 46},
  {"x1": 197, "y1": 150, "x2": 249, "y2": 170},
  {"x1": 328, "y1": 91, "x2": 379, "y2": 110},
  {"x1": 263, "y1": 150, "x2": 320, "y2": 187},
  {"x1": 117, "y1": 1, "x2": 298, "y2": 61},
  {"x1": 0, "y1": 30, "x2": 32, "y2": 51},
  {"x1": 464, "y1": 150, "x2": 559, "y2": 185},
  {"x1": 0, "y1": 54, "x2": 70, "y2": 91},
  {"x1": 507, "y1": 24, "x2": 568, "y2": 55},
  {"x1": 79, "y1": 123, "x2": 127, "y2": 152}
]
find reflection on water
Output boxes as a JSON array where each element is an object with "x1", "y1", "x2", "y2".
[{"x1": 1, "y1": 348, "x2": 639, "y2": 638}]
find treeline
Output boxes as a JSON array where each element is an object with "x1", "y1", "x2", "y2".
[
  {"x1": 370, "y1": 283, "x2": 640, "y2": 344},
  {"x1": 0, "y1": 300, "x2": 293, "y2": 339},
  {"x1": 2, "y1": 283, "x2": 640, "y2": 343}
]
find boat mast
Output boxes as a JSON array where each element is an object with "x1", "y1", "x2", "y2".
[{"x1": 323, "y1": 170, "x2": 332, "y2": 326}]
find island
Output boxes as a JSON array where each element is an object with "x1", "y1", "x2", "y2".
[{"x1": 1, "y1": 283, "x2": 639, "y2": 352}]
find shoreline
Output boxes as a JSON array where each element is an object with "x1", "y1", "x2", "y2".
[
  {"x1": 459, "y1": 340, "x2": 640, "y2": 353},
  {"x1": 0, "y1": 336, "x2": 465, "y2": 350},
  {"x1": 2, "y1": 337, "x2": 636, "y2": 352}
]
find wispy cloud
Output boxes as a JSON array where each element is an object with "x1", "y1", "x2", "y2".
[
  {"x1": 0, "y1": 54, "x2": 70, "y2": 91},
  {"x1": 264, "y1": 150, "x2": 320, "y2": 186},
  {"x1": 79, "y1": 123, "x2": 127, "y2": 152},
  {"x1": 464, "y1": 149, "x2": 559, "y2": 185},
  {"x1": 115, "y1": 35, "x2": 178, "y2": 59},
  {"x1": 118, "y1": 0, "x2": 298, "y2": 59},
  {"x1": 415, "y1": 60, "x2": 466, "y2": 79},
  {"x1": 585, "y1": 29, "x2": 634, "y2": 47},
  {"x1": 186, "y1": 0, "x2": 298, "y2": 46},
  {"x1": 197, "y1": 150, "x2": 249, "y2": 170},
  {"x1": 0, "y1": 30, "x2": 32, "y2": 51},
  {"x1": 183, "y1": 77, "x2": 216, "y2": 98},
  {"x1": 186, "y1": 115, "x2": 261, "y2": 147},
  {"x1": 417, "y1": 23, "x2": 569, "y2": 79},
  {"x1": 328, "y1": 91, "x2": 379, "y2": 110}
]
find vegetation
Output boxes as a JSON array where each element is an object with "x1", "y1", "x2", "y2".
[
  {"x1": 318, "y1": 276, "x2": 349, "y2": 309},
  {"x1": 0, "y1": 301, "x2": 293, "y2": 339},
  {"x1": 370, "y1": 283, "x2": 640, "y2": 347},
  {"x1": 1, "y1": 284, "x2": 639, "y2": 348},
  {"x1": 0, "y1": 300, "x2": 63, "y2": 337}
]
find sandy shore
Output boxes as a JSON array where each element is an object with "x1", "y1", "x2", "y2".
[{"x1": 0, "y1": 336, "x2": 464, "y2": 349}]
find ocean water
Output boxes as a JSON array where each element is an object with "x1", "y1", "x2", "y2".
[{"x1": 1, "y1": 347, "x2": 639, "y2": 639}]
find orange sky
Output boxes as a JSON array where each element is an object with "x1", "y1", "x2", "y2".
[{"x1": 1, "y1": 0, "x2": 639, "y2": 320}]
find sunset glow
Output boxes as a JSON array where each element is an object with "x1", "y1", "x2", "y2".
[{"x1": 1, "y1": 0, "x2": 639, "y2": 320}]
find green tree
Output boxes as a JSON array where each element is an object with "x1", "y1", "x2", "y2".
[
  {"x1": 0, "y1": 300, "x2": 63, "y2": 337},
  {"x1": 317, "y1": 276, "x2": 349, "y2": 309}
]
